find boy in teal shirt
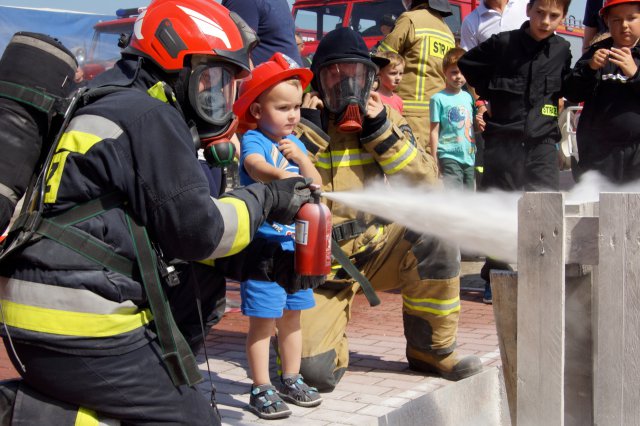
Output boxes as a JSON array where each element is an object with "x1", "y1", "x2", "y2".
[{"x1": 429, "y1": 47, "x2": 477, "y2": 190}]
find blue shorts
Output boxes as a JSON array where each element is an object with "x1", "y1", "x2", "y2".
[{"x1": 240, "y1": 279, "x2": 315, "y2": 318}]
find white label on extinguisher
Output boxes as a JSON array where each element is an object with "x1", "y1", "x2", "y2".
[{"x1": 295, "y1": 219, "x2": 309, "y2": 245}]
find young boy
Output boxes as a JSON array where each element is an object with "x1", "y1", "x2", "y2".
[
  {"x1": 375, "y1": 51, "x2": 405, "y2": 113},
  {"x1": 429, "y1": 47, "x2": 476, "y2": 190},
  {"x1": 232, "y1": 52, "x2": 323, "y2": 420},
  {"x1": 457, "y1": 0, "x2": 571, "y2": 304},
  {"x1": 458, "y1": 0, "x2": 572, "y2": 192},
  {"x1": 564, "y1": 0, "x2": 640, "y2": 183}
]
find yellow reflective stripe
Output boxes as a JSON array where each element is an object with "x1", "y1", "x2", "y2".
[
  {"x1": 75, "y1": 407, "x2": 99, "y2": 426},
  {"x1": 44, "y1": 151, "x2": 70, "y2": 204},
  {"x1": 416, "y1": 36, "x2": 429, "y2": 99},
  {"x1": 197, "y1": 259, "x2": 215, "y2": 267},
  {"x1": 379, "y1": 143, "x2": 417, "y2": 175},
  {"x1": 44, "y1": 115, "x2": 123, "y2": 204},
  {"x1": 377, "y1": 41, "x2": 397, "y2": 53},
  {"x1": 0, "y1": 299, "x2": 152, "y2": 337},
  {"x1": 402, "y1": 294, "x2": 460, "y2": 316},
  {"x1": 317, "y1": 149, "x2": 375, "y2": 169},
  {"x1": 414, "y1": 28, "x2": 455, "y2": 42},
  {"x1": 212, "y1": 197, "x2": 251, "y2": 257},
  {"x1": 57, "y1": 130, "x2": 102, "y2": 154}
]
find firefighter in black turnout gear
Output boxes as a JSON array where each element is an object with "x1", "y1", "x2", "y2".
[{"x1": 0, "y1": 1, "x2": 315, "y2": 424}]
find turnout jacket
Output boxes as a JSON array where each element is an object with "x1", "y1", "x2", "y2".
[
  {"x1": 563, "y1": 37, "x2": 640, "y2": 165},
  {"x1": 0, "y1": 60, "x2": 278, "y2": 355},
  {"x1": 378, "y1": 7, "x2": 454, "y2": 117},
  {"x1": 295, "y1": 106, "x2": 438, "y2": 260},
  {"x1": 458, "y1": 22, "x2": 572, "y2": 144}
]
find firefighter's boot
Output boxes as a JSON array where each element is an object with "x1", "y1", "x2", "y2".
[{"x1": 406, "y1": 345, "x2": 482, "y2": 381}]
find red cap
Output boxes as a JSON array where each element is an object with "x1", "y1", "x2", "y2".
[
  {"x1": 233, "y1": 52, "x2": 313, "y2": 124},
  {"x1": 600, "y1": 0, "x2": 639, "y2": 15}
]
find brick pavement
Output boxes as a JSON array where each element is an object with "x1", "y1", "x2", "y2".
[{"x1": 0, "y1": 263, "x2": 502, "y2": 425}]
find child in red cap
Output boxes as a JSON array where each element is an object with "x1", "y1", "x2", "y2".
[
  {"x1": 564, "y1": 0, "x2": 640, "y2": 182},
  {"x1": 232, "y1": 52, "x2": 323, "y2": 420}
]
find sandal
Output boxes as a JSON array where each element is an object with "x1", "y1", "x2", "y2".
[
  {"x1": 248, "y1": 384, "x2": 292, "y2": 420},
  {"x1": 278, "y1": 374, "x2": 323, "y2": 407}
]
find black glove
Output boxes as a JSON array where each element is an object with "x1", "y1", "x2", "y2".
[
  {"x1": 361, "y1": 106, "x2": 387, "y2": 138},
  {"x1": 265, "y1": 176, "x2": 313, "y2": 225},
  {"x1": 216, "y1": 238, "x2": 325, "y2": 294}
]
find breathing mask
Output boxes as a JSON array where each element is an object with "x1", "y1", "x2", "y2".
[
  {"x1": 179, "y1": 59, "x2": 239, "y2": 167},
  {"x1": 317, "y1": 59, "x2": 377, "y2": 133}
]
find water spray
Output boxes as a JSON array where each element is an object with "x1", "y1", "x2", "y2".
[{"x1": 319, "y1": 171, "x2": 640, "y2": 264}]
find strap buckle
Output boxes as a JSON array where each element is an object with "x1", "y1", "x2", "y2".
[{"x1": 332, "y1": 219, "x2": 366, "y2": 243}]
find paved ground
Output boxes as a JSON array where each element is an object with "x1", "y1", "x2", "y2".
[{"x1": 0, "y1": 261, "x2": 501, "y2": 425}]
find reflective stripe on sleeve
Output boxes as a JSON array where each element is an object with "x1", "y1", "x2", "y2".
[
  {"x1": 207, "y1": 196, "x2": 251, "y2": 258},
  {"x1": 379, "y1": 142, "x2": 418, "y2": 175},
  {"x1": 317, "y1": 149, "x2": 375, "y2": 169}
]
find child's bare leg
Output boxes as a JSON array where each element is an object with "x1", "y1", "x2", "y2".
[
  {"x1": 247, "y1": 316, "x2": 276, "y2": 385},
  {"x1": 275, "y1": 310, "x2": 302, "y2": 375}
]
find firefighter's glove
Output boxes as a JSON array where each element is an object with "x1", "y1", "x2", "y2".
[
  {"x1": 265, "y1": 176, "x2": 313, "y2": 225},
  {"x1": 361, "y1": 106, "x2": 387, "y2": 139},
  {"x1": 272, "y1": 250, "x2": 326, "y2": 294}
]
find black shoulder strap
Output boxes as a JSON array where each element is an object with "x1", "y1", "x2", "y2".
[{"x1": 331, "y1": 238, "x2": 380, "y2": 307}]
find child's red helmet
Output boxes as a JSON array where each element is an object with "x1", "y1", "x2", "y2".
[
  {"x1": 233, "y1": 52, "x2": 313, "y2": 124},
  {"x1": 600, "y1": 0, "x2": 640, "y2": 15},
  {"x1": 125, "y1": 0, "x2": 256, "y2": 75}
]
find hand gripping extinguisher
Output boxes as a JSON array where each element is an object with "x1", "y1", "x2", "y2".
[{"x1": 295, "y1": 187, "x2": 332, "y2": 278}]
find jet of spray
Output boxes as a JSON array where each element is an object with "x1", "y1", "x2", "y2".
[{"x1": 321, "y1": 172, "x2": 640, "y2": 264}]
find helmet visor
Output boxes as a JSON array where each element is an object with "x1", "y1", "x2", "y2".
[
  {"x1": 318, "y1": 60, "x2": 377, "y2": 114},
  {"x1": 188, "y1": 63, "x2": 236, "y2": 126}
]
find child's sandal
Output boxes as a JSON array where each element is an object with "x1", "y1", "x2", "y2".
[
  {"x1": 278, "y1": 374, "x2": 323, "y2": 407},
  {"x1": 249, "y1": 384, "x2": 292, "y2": 420}
]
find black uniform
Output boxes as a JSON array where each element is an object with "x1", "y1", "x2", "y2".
[
  {"x1": 564, "y1": 38, "x2": 640, "y2": 183},
  {"x1": 458, "y1": 22, "x2": 572, "y2": 191},
  {"x1": 0, "y1": 59, "x2": 303, "y2": 425}
]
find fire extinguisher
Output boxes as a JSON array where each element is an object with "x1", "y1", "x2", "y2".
[{"x1": 295, "y1": 189, "x2": 332, "y2": 277}]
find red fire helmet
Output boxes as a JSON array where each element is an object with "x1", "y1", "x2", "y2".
[
  {"x1": 233, "y1": 52, "x2": 313, "y2": 124},
  {"x1": 125, "y1": 0, "x2": 255, "y2": 75},
  {"x1": 600, "y1": 0, "x2": 640, "y2": 15}
]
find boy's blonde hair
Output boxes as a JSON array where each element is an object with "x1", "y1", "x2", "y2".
[
  {"x1": 376, "y1": 51, "x2": 405, "y2": 69},
  {"x1": 442, "y1": 47, "x2": 465, "y2": 72}
]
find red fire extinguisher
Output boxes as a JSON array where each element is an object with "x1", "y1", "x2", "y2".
[{"x1": 295, "y1": 189, "x2": 332, "y2": 276}]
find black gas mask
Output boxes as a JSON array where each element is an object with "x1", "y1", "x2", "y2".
[
  {"x1": 317, "y1": 59, "x2": 377, "y2": 133},
  {"x1": 175, "y1": 60, "x2": 239, "y2": 167}
]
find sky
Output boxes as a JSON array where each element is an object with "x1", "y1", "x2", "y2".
[{"x1": 0, "y1": 0, "x2": 587, "y2": 22}]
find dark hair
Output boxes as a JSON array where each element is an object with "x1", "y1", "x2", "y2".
[
  {"x1": 528, "y1": 0, "x2": 572, "y2": 15},
  {"x1": 442, "y1": 47, "x2": 465, "y2": 72}
]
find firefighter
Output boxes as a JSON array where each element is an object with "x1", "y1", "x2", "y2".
[
  {"x1": 295, "y1": 28, "x2": 482, "y2": 392},
  {"x1": 377, "y1": 0, "x2": 455, "y2": 153},
  {"x1": 0, "y1": 0, "x2": 315, "y2": 424}
]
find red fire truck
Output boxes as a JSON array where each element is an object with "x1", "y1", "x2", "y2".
[{"x1": 78, "y1": 8, "x2": 142, "y2": 81}]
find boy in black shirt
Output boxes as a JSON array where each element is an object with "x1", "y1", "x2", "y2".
[
  {"x1": 458, "y1": 0, "x2": 572, "y2": 192},
  {"x1": 564, "y1": 0, "x2": 640, "y2": 183}
]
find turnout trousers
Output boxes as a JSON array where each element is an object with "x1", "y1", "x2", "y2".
[{"x1": 299, "y1": 224, "x2": 461, "y2": 391}]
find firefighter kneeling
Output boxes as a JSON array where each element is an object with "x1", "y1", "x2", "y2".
[{"x1": 295, "y1": 28, "x2": 483, "y2": 391}]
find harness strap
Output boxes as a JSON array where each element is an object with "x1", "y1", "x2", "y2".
[
  {"x1": 0, "y1": 80, "x2": 57, "y2": 113},
  {"x1": 332, "y1": 219, "x2": 367, "y2": 243},
  {"x1": 126, "y1": 214, "x2": 203, "y2": 387},
  {"x1": 330, "y1": 238, "x2": 380, "y2": 307}
]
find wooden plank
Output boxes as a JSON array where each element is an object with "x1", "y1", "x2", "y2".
[
  {"x1": 491, "y1": 270, "x2": 518, "y2": 426},
  {"x1": 565, "y1": 216, "x2": 599, "y2": 265},
  {"x1": 564, "y1": 265, "x2": 593, "y2": 426},
  {"x1": 517, "y1": 192, "x2": 565, "y2": 426},
  {"x1": 595, "y1": 193, "x2": 640, "y2": 425}
]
